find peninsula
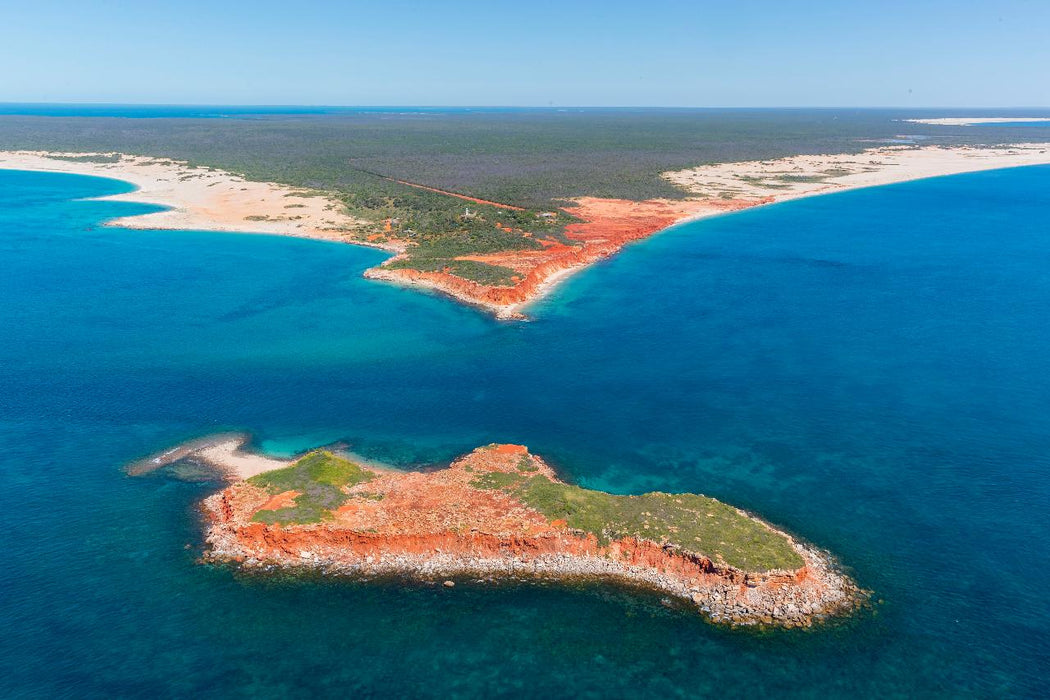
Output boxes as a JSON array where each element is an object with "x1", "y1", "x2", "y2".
[
  {"x1": 136, "y1": 436, "x2": 862, "y2": 627},
  {"x1": 901, "y1": 117, "x2": 1050, "y2": 126},
  {"x1": 3, "y1": 143, "x2": 1049, "y2": 318}
]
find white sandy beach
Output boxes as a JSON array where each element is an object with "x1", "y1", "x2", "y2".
[
  {"x1": 4, "y1": 144, "x2": 1050, "y2": 318},
  {"x1": 505, "y1": 143, "x2": 1050, "y2": 318},
  {"x1": 662, "y1": 143, "x2": 1050, "y2": 205},
  {"x1": 0, "y1": 150, "x2": 369, "y2": 241},
  {"x1": 7, "y1": 145, "x2": 1048, "y2": 255},
  {"x1": 127, "y1": 433, "x2": 291, "y2": 480},
  {"x1": 127, "y1": 432, "x2": 402, "y2": 481},
  {"x1": 192, "y1": 438, "x2": 292, "y2": 479},
  {"x1": 901, "y1": 117, "x2": 1050, "y2": 126}
]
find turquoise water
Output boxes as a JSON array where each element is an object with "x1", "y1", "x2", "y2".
[{"x1": 1, "y1": 166, "x2": 1049, "y2": 697}]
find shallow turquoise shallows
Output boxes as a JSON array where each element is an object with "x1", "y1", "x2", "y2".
[{"x1": 1, "y1": 165, "x2": 1049, "y2": 698}]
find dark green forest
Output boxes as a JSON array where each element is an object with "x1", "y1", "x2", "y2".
[{"x1": 2, "y1": 108, "x2": 1044, "y2": 283}]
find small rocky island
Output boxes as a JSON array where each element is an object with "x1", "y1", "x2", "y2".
[{"x1": 193, "y1": 442, "x2": 862, "y2": 627}]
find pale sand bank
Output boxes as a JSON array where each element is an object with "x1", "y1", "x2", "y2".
[
  {"x1": 4, "y1": 144, "x2": 1050, "y2": 318},
  {"x1": 902, "y1": 117, "x2": 1050, "y2": 126},
  {"x1": 662, "y1": 143, "x2": 1050, "y2": 205},
  {"x1": 511, "y1": 144, "x2": 1050, "y2": 316},
  {"x1": 193, "y1": 439, "x2": 292, "y2": 479},
  {"x1": 128, "y1": 433, "x2": 399, "y2": 481},
  {"x1": 128, "y1": 433, "x2": 291, "y2": 480},
  {"x1": 0, "y1": 150, "x2": 371, "y2": 242}
]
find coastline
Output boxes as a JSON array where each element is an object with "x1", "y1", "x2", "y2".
[
  {"x1": 202, "y1": 510, "x2": 861, "y2": 628},
  {"x1": 662, "y1": 143, "x2": 1050, "y2": 213},
  {"x1": 128, "y1": 432, "x2": 398, "y2": 481},
  {"x1": 4, "y1": 144, "x2": 1049, "y2": 319},
  {"x1": 508, "y1": 143, "x2": 1050, "y2": 317},
  {"x1": 141, "y1": 436, "x2": 864, "y2": 627},
  {"x1": 128, "y1": 433, "x2": 293, "y2": 480},
  {"x1": 364, "y1": 260, "x2": 600, "y2": 320},
  {"x1": 901, "y1": 117, "x2": 1050, "y2": 126},
  {"x1": 0, "y1": 150, "x2": 371, "y2": 243}
]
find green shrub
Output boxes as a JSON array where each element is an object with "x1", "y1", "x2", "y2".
[
  {"x1": 248, "y1": 451, "x2": 375, "y2": 525},
  {"x1": 486, "y1": 474, "x2": 804, "y2": 572}
]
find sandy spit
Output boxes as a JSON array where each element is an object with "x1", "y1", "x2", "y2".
[
  {"x1": 901, "y1": 117, "x2": 1050, "y2": 126},
  {"x1": 662, "y1": 143, "x2": 1050, "y2": 206},
  {"x1": 6, "y1": 144, "x2": 1050, "y2": 318},
  {"x1": 0, "y1": 150, "x2": 371, "y2": 242},
  {"x1": 128, "y1": 433, "x2": 291, "y2": 480}
]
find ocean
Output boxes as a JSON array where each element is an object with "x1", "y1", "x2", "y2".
[{"x1": 1, "y1": 165, "x2": 1048, "y2": 697}]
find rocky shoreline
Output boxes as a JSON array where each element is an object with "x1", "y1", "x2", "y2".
[
  {"x1": 202, "y1": 515, "x2": 861, "y2": 627},
  {"x1": 363, "y1": 196, "x2": 750, "y2": 319},
  {"x1": 194, "y1": 443, "x2": 864, "y2": 628},
  {"x1": 7, "y1": 145, "x2": 1048, "y2": 321}
]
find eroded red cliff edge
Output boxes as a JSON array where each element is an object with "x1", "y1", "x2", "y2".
[
  {"x1": 364, "y1": 197, "x2": 767, "y2": 317},
  {"x1": 200, "y1": 444, "x2": 862, "y2": 627}
]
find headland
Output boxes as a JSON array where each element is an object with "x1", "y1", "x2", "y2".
[
  {"x1": 901, "y1": 117, "x2": 1050, "y2": 126},
  {"x1": 4, "y1": 144, "x2": 1049, "y2": 318},
  {"x1": 136, "y1": 435, "x2": 863, "y2": 627}
]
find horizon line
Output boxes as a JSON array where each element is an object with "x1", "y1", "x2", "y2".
[{"x1": 1, "y1": 102, "x2": 1049, "y2": 111}]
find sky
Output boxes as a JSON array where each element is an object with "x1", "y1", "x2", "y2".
[{"x1": 1, "y1": 0, "x2": 1048, "y2": 107}]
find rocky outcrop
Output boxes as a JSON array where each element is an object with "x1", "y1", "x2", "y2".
[
  {"x1": 199, "y1": 444, "x2": 863, "y2": 627},
  {"x1": 364, "y1": 196, "x2": 765, "y2": 318}
]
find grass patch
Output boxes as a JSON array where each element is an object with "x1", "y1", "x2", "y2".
[
  {"x1": 736, "y1": 175, "x2": 792, "y2": 189},
  {"x1": 470, "y1": 471, "x2": 527, "y2": 491},
  {"x1": 516, "y1": 455, "x2": 538, "y2": 472},
  {"x1": 48, "y1": 153, "x2": 122, "y2": 164},
  {"x1": 484, "y1": 475, "x2": 803, "y2": 572},
  {"x1": 249, "y1": 451, "x2": 375, "y2": 525},
  {"x1": 389, "y1": 257, "x2": 518, "y2": 286},
  {"x1": 774, "y1": 174, "x2": 828, "y2": 183}
]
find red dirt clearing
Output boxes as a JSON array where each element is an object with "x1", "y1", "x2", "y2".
[
  {"x1": 259, "y1": 490, "x2": 300, "y2": 511},
  {"x1": 388, "y1": 178, "x2": 526, "y2": 211}
]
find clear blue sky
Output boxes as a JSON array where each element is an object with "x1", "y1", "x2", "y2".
[{"x1": 1, "y1": 0, "x2": 1047, "y2": 107}]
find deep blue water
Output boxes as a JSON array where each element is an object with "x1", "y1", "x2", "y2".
[
  {"x1": 1, "y1": 166, "x2": 1049, "y2": 697},
  {"x1": 0, "y1": 104, "x2": 591, "y2": 118},
  {"x1": 0, "y1": 104, "x2": 797, "y2": 118},
  {"x1": 4, "y1": 103, "x2": 1048, "y2": 124},
  {"x1": 0, "y1": 104, "x2": 494, "y2": 118}
]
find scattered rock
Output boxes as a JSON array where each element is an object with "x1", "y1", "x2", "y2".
[{"x1": 198, "y1": 443, "x2": 865, "y2": 628}]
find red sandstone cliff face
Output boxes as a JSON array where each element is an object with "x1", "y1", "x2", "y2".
[
  {"x1": 365, "y1": 196, "x2": 769, "y2": 315},
  {"x1": 201, "y1": 444, "x2": 860, "y2": 627}
]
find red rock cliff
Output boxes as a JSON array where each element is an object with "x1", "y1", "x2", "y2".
[
  {"x1": 201, "y1": 444, "x2": 861, "y2": 627},
  {"x1": 365, "y1": 196, "x2": 768, "y2": 317}
]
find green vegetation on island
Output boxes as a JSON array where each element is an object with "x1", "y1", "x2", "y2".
[
  {"x1": 386, "y1": 257, "x2": 520, "y2": 287},
  {"x1": 241, "y1": 448, "x2": 803, "y2": 572},
  {"x1": 472, "y1": 471, "x2": 804, "y2": 572},
  {"x1": 248, "y1": 451, "x2": 374, "y2": 525}
]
